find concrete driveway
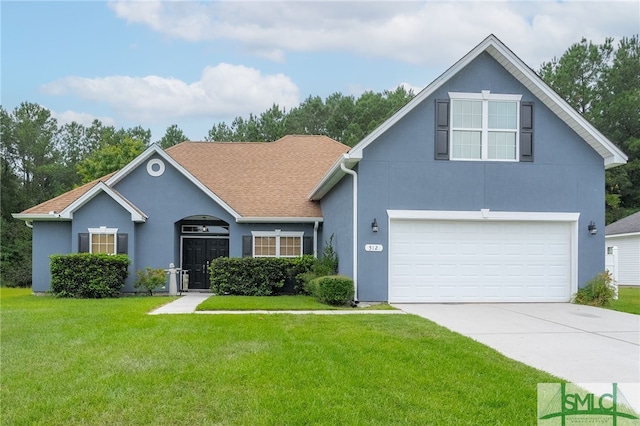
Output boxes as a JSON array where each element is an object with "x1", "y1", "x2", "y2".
[{"x1": 394, "y1": 303, "x2": 640, "y2": 410}]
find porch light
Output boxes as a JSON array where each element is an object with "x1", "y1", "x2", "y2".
[
  {"x1": 588, "y1": 221, "x2": 597, "y2": 235},
  {"x1": 371, "y1": 218, "x2": 379, "y2": 233}
]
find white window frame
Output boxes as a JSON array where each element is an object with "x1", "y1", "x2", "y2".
[
  {"x1": 88, "y1": 226, "x2": 118, "y2": 254},
  {"x1": 251, "y1": 230, "x2": 304, "y2": 258},
  {"x1": 449, "y1": 91, "x2": 522, "y2": 162}
]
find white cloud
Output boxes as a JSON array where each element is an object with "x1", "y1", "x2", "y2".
[
  {"x1": 398, "y1": 82, "x2": 423, "y2": 96},
  {"x1": 41, "y1": 64, "x2": 300, "y2": 123},
  {"x1": 108, "y1": 0, "x2": 639, "y2": 67},
  {"x1": 50, "y1": 110, "x2": 116, "y2": 128}
]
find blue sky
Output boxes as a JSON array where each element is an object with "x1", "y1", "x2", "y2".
[{"x1": 2, "y1": 1, "x2": 639, "y2": 142}]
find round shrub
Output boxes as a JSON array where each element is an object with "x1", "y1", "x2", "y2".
[{"x1": 313, "y1": 275, "x2": 355, "y2": 306}]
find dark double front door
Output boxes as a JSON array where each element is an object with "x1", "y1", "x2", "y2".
[{"x1": 182, "y1": 238, "x2": 229, "y2": 289}]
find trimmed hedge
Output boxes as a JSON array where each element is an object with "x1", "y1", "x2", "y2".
[
  {"x1": 209, "y1": 256, "x2": 315, "y2": 296},
  {"x1": 50, "y1": 253, "x2": 130, "y2": 298},
  {"x1": 309, "y1": 275, "x2": 355, "y2": 306}
]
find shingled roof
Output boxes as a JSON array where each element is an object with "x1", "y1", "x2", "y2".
[
  {"x1": 165, "y1": 135, "x2": 349, "y2": 218},
  {"x1": 17, "y1": 135, "x2": 349, "y2": 221},
  {"x1": 606, "y1": 211, "x2": 640, "y2": 236},
  {"x1": 19, "y1": 172, "x2": 116, "y2": 217}
]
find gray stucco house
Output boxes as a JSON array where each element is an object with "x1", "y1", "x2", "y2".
[{"x1": 14, "y1": 35, "x2": 627, "y2": 302}]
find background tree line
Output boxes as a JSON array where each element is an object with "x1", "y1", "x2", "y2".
[{"x1": 1, "y1": 35, "x2": 638, "y2": 286}]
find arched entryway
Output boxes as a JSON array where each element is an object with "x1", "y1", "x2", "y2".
[{"x1": 178, "y1": 215, "x2": 230, "y2": 290}]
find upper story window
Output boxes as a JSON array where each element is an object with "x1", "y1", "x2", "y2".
[
  {"x1": 252, "y1": 230, "x2": 303, "y2": 258},
  {"x1": 88, "y1": 227, "x2": 118, "y2": 254},
  {"x1": 449, "y1": 91, "x2": 522, "y2": 161}
]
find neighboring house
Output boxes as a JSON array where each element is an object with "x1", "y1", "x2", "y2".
[
  {"x1": 14, "y1": 35, "x2": 627, "y2": 302},
  {"x1": 606, "y1": 211, "x2": 640, "y2": 286}
]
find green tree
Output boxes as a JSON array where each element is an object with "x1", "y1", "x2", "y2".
[
  {"x1": 539, "y1": 35, "x2": 640, "y2": 223},
  {"x1": 0, "y1": 102, "x2": 67, "y2": 206},
  {"x1": 206, "y1": 121, "x2": 234, "y2": 142},
  {"x1": 539, "y1": 37, "x2": 614, "y2": 115},
  {"x1": 203, "y1": 87, "x2": 414, "y2": 145},
  {"x1": 159, "y1": 124, "x2": 188, "y2": 148},
  {"x1": 258, "y1": 104, "x2": 287, "y2": 141},
  {"x1": 77, "y1": 136, "x2": 146, "y2": 183}
]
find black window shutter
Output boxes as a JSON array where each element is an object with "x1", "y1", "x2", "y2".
[
  {"x1": 117, "y1": 233, "x2": 128, "y2": 255},
  {"x1": 78, "y1": 233, "x2": 89, "y2": 253},
  {"x1": 520, "y1": 102, "x2": 534, "y2": 162},
  {"x1": 242, "y1": 235, "x2": 253, "y2": 257},
  {"x1": 302, "y1": 236, "x2": 313, "y2": 256},
  {"x1": 434, "y1": 99, "x2": 450, "y2": 160}
]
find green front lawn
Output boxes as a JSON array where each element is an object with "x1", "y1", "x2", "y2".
[
  {"x1": 607, "y1": 287, "x2": 640, "y2": 315},
  {"x1": 1, "y1": 288, "x2": 560, "y2": 425},
  {"x1": 196, "y1": 294, "x2": 396, "y2": 311}
]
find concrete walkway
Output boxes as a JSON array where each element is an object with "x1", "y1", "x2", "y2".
[
  {"x1": 149, "y1": 293, "x2": 212, "y2": 314},
  {"x1": 148, "y1": 293, "x2": 405, "y2": 315}
]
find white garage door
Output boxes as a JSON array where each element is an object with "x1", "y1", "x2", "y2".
[{"x1": 389, "y1": 219, "x2": 573, "y2": 303}]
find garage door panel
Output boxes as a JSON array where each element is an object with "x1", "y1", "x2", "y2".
[{"x1": 389, "y1": 219, "x2": 572, "y2": 303}]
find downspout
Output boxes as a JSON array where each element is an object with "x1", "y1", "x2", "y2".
[
  {"x1": 25, "y1": 221, "x2": 33, "y2": 229},
  {"x1": 340, "y1": 161, "x2": 358, "y2": 302},
  {"x1": 313, "y1": 221, "x2": 319, "y2": 258}
]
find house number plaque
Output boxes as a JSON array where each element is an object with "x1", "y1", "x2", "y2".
[{"x1": 365, "y1": 244, "x2": 383, "y2": 252}]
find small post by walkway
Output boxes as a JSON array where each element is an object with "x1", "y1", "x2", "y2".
[{"x1": 166, "y1": 263, "x2": 179, "y2": 296}]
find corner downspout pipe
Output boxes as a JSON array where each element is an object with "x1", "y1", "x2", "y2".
[
  {"x1": 340, "y1": 161, "x2": 358, "y2": 302},
  {"x1": 313, "y1": 221, "x2": 319, "y2": 258}
]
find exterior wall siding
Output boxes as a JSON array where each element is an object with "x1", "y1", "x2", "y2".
[
  {"x1": 72, "y1": 191, "x2": 137, "y2": 290},
  {"x1": 605, "y1": 235, "x2": 640, "y2": 286},
  {"x1": 318, "y1": 172, "x2": 354, "y2": 279},
  {"x1": 31, "y1": 221, "x2": 71, "y2": 292},
  {"x1": 352, "y1": 53, "x2": 606, "y2": 301}
]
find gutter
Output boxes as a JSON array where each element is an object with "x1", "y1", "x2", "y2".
[
  {"x1": 340, "y1": 161, "x2": 358, "y2": 302},
  {"x1": 313, "y1": 221, "x2": 319, "y2": 258},
  {"x1": 236, "y1": 217, "x2": 324, "y2": 224}
]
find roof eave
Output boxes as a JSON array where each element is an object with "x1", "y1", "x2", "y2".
[
  {"x1": 60, "y1": 181, "x2": 148, "y2": 223},
  {"x1": 483, "y1": 41, "x2": 628, "y2": 168},
  {"x1": 309, "y1": 154, "x2": 360, "y2": 201},
  {"x1": 236, "y1": 217, "x2": 324, "y2": 224},
  {"x1": 11, "y1": 213, "x2": 71, "y2": 221},
  {"x1": 605, "y1": 231, "x2": 640, "y2": 238}
]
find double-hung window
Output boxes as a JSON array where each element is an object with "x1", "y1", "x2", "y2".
[
  {"x1": 88, "y1": 227, "x2": 118, "y2": 254},
  {"x1": 252, "y1": 230, "x2": 303, "y2": 258},
  {"x1": 450, "y1": 91, "x2": 521, "y2": 161}
]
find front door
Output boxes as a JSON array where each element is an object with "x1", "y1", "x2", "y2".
[{"x1": 182, "y1": 238, "x2": 229, "y2": 289}]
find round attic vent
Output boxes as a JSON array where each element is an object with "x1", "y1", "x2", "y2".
[{"x1": 147, "y1": 159, "x2": 165, "y2": 177}]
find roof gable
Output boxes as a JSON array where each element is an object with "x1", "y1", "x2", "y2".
[
  {"x1": 349, "y1": 34, "x2": 627, "y2": 168},
  {"x1": 106, "y1": 144, "x2": 242, "y2": 221},
  {"x1": 62, "y1": 182, "x2": 147, "y2": 222},
  {"x1": 310, "y1": 34, "x2": 627, "y2": 201},
  {"x1": 13, "y1": 179, "x2": 147, "y2": 223}
]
